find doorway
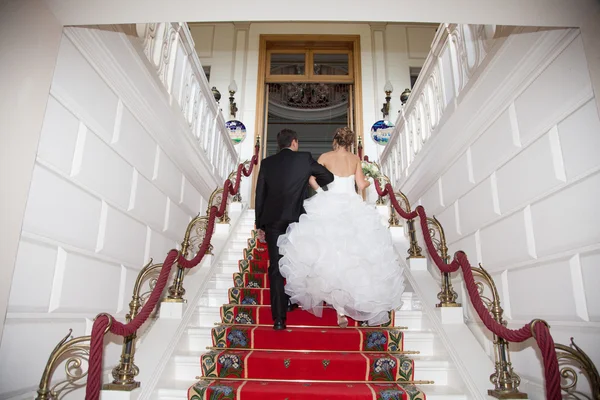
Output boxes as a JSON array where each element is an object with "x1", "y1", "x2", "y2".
[
  {"x1": 252, "y1": 35, "x2": 363, "y2": 206},
  {"x1": 266, "y1": 82, "x2": 353, "y2": 159}
]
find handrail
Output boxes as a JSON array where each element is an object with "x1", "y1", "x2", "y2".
[
  {"x1": 362, "y1": 159, "x2": 562, "y2": 399},
  {"x1": 379, "y1": 24, "x2": 511, "y2": 186},
  {"x1": 135, "y1": 22, "x2": 237, "y2": 182},
  {"x1": 76, "y1": 140, "x2": 260, "y2": 400}
]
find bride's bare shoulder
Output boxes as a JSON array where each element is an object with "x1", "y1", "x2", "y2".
[{"x1": 318, "y1": 151, "x2": 333, "y2": 161}]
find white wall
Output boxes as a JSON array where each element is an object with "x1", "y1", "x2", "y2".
[
  {"x1": 189, "y1": 22, "x2": 436, "y2": 200},
  {"x1": 408, "y1": 31, "x2": 600, "y2": 396},
  {"x1": 0, "y1": 0, "x2": 63, "y2": 345},
  {"x1": 0, "y1": 31, "x2": 210, "y2": 398}
]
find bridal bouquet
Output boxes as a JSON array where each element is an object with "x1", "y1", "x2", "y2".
[{"x1": 361, "y1": 161, "x2": 382, "y2": 180}]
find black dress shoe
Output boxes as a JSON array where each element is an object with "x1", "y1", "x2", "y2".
[
  {"x1": 273, "y1": 319, "x2": 286, "y2": 330},
  {"x1": 287, "y1": 303, "x2": 299, "y2": 312}
]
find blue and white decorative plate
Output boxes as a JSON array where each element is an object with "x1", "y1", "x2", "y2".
[
  {"x1": 226, "y1": 120, "x2": 246, "y2": 144},
  {"x1": 370, "y1": 120, "x2": 394, "y2": 146}
]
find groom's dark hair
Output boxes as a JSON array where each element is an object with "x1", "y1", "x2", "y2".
[{"x1": 277, "y1": 129, "x2": 298, "y2": 150}]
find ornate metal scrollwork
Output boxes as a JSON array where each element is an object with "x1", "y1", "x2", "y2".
[
  {"x1": 166, "y1": 213, "x2": 213, "y2": 303},
  {"x1": 208, "y1": 187, "x2": 230, "y2": 224},
  {"x1": 184, "y1": 215, "x2": 213, "y2": 259},
  {"x1": 555, "y1": 338, "x2": 600, "y2": 400},
  {"x1": 36, "y1": 331, "x2": 91, "y2": 400},
  {"x1": 228, "y1": 160, "x2": 250, "y2": 203}
]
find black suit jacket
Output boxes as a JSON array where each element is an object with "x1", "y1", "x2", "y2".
[{"x1": 255, "y1": 149, "x2": 334, "y2": 229}]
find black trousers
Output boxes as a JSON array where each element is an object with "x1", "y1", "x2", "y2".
[{"x1": 264, "y1": 220, "x2": 291, "y2": 321}]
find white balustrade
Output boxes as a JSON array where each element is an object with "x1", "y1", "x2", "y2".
[
  {"x1": 380, "y1": 24, "x2": 506, "y2": 186},
  {"x1": 135, "y1": 22, "x2": 237, "y2": 181}
]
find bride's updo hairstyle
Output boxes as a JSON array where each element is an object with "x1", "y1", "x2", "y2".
[{"x1": 333, "y1": 127, "x2": 355, "y2": 150}]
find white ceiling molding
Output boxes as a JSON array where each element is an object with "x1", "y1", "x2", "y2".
[{"x1": 44, "y1": 0, "x2": 598, "y2": 28}]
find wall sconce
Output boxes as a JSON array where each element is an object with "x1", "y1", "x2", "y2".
[
  {"x1": 381, "y1": 80, "x2": 393, "y2": 119},
  {"x1": 228, "y1": 80, "x2": 238, "y2": 119}
]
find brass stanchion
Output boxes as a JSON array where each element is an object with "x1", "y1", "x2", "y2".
[
  {"x1": 104, "y1": 260, "x2": 162, "y2": 390},
  {"x1": 389, "y1": 191, "x2": 410, "y2": 228},
  {"x1": 426, "y1": 216, "x2": 460, "y2": 308},
  {"x1": 406, "y1": 219, "x2": 424, "y2": 259},
  {"x1": 388, "y1": 200, "x2": 400, "y2": 227},
  {"x1": 472, "y1": 264, "x2": 527, "y2": 399},
  {"x1": 166, "y1": 215, "x2": 212, "y2": 302},
  {"x1": 208, "y1": 188, "x2": 230, "y2": 224},
  {"x1": 229, "y1": 160, "x2": 250, "y2": 203}
]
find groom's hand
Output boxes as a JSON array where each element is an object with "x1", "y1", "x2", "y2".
[{"x1": 257, "y1": 229, "x2": 266, "y2": 242}]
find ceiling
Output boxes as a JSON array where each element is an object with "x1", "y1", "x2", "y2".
[{"x1": 45, "y1": 0, "x2": 598, "y2": 28}]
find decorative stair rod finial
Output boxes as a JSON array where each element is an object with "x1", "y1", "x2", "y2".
[
  {"x1": 472, "y1": 264, "x2": 527, "y2": 399},
  {"x1": 104, "y1": 260, "x2": 163, "y2": 390},
  {"x1": 427, "y1": 216, "x2": 460, "y2": 308}
]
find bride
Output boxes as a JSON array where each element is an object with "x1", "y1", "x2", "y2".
[{"x1": 277, "y1": 127, "x2": 405, "y2": 327}]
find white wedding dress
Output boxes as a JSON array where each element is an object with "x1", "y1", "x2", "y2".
[{"x1": 277, "y1": 175, "x2": 405, "y2": 326}]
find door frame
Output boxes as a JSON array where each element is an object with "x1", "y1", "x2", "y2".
[{"x1": 251, "y1": 34, "x2": 364, "y2": 207}]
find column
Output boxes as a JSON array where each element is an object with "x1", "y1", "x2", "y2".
[{"x1": 0, "y1": 0, "x2": 63, "y2": 341}]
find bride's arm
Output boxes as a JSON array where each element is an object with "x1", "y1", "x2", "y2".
[
  {"x1": 308, "y1": 176, "x2": 320, "y2": 190},
  {"x1": 355, "y1": 157, "x2": 371, "y2": 191}
]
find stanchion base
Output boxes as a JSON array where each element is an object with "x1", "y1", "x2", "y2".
[
  {"x1": 407, "y1": 257, "x2": 427, "y2": 271},
  {"x1": 438, "y1": 306, "x2": 464, "y2": 324},
  {"x1": 215, "y1": 223, "x2": 230, "y2": 235},
  {"x1": 488, "y1": 389, "x2": 528, "y2": 399},
  {"x1": 100, "y1": 386, "x2": 141, "y2": 400},
  {"x1": 159, "y1": 300, "x2": 185, "y2": 319}
]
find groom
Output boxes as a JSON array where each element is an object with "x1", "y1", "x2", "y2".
[{"x1": 255, "y1": 129, "x2": 334, "y2": 330}]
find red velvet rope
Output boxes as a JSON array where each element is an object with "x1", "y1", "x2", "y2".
[
  {"x1": 85, "y1": 146, "x2": 259, "y2": 400},
  {"x1": 373, "y1": 170, "x2": 561, "y2": 399}
]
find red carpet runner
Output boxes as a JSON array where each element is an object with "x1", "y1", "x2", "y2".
[{"x1": 188, "y1": 232, "x2": 426, "y2": 400}]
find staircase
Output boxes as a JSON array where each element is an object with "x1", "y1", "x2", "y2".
[{"x1": 154, "y1": 209, "x2": 469, "y2": 399}]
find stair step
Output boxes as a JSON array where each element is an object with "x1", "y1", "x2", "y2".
[
  {"x1": 155, "y1": 207, "x2": 468, "y2": 400},
  {"x1": 199, "y1": 288, "x2": 419, "y2": 309},
  {"x1": 184, "y1": 326, "x2": 436, "y2": 355},
  {"x1": 174, "y1": 353, "x2": 452, "y2": 384},
  {"x1": 191, "y1": 307, "x2": 427, "y2": 330},
  {"x1": 156, "y1": 384, "x2": 468, "y2": 400}
]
